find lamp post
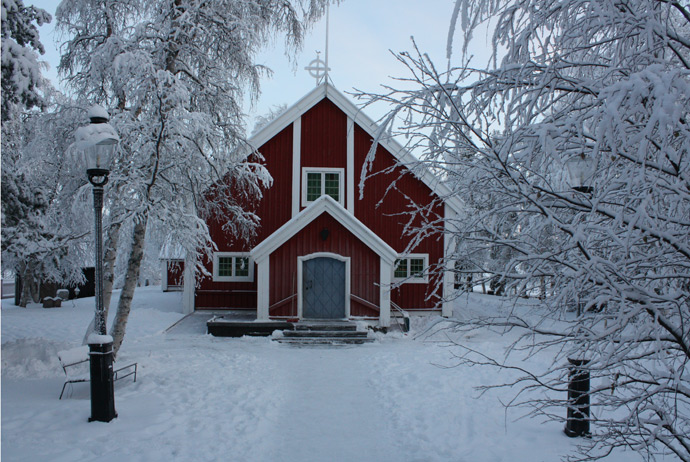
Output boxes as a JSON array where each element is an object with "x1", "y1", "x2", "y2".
[
  {"x1": 74, "y1": 105, "x2": 119, "y2": 423},
  {"x1": 564, "y1": 357, "x2": 591, "y2": 438},
  {"x1": 563, "y1": 154, "x2": 594, "y2": 437},
  {"x1": 565, "y1": 152, "x2": 593, "y2": 315}
]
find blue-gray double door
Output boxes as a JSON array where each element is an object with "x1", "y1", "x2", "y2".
[{"x1": 302, "y1": 257, "x2": 346, "y2": 319}]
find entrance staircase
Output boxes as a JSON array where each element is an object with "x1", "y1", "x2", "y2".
[{"x1": 273, "y1": 320, "x2": 374, "y2": 345}]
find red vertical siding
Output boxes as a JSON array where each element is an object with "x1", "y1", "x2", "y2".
[
  {"x1": 166, "y1": 260, "x2": 184, "y2": 289},
  {"x1": 195, "y1": 252, "x2": 258, "y2": 310},
  {"x1": 269, "y1": 211, "x2": 380, "y2": 318},
  {"x1": 353, "y1": 125, "x2": 444, "y2": 310},
  {"x1": 195, "y1": 289, "x2": 258, "y2": 310},
  {"x1": 196, "y1": 124, "x2": 293, "y2": 310},
  {"x1": 299, "y1": 99, "x2": 347, "y2": 212},
  {"x1": 197, "y1": 93, "x2": 446, "y2": 313},
  {"x1": 301, "y1": 99, "x2": 347, "y2": 169}
]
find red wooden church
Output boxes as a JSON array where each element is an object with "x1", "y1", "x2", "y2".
[{"x1": 182, "y1": 83, "x2": 460, "y2": 328}]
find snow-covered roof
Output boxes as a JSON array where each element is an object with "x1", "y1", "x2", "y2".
[
  {"x1": 248, "y1": 82, "x2": 463, "y2": 214},
  {"x1": 159, "y1": 240, "x2": 186, "y2": 260}
]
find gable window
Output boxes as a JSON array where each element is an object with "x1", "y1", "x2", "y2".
[
  {"x1": 393, "y1": 254, "x2": 429, "y2": 283},
  {"x1": 302, "y1": 168, "x2": 344, "y2": 206},
  {"x1": 213, "y1": 252, "x2": 253, "y2": 282}
]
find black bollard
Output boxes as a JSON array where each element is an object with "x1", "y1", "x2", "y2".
[
  {"x1": 88, "y1": 340, "x2": 117, "y2": 422},
  {"x1": 564, "y1": 358, "x2": 590, "y2": 437}
]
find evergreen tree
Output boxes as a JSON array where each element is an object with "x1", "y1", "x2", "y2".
[
  {"x1": 1, "y1": 0, "x2": 56, "y2": 306},
  {"x1": 1, "y1": 0, "x2": 50, "y2": 120}
]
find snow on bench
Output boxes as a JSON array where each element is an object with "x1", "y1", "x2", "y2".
[{"x1": 57, "y1": 346, "x2": 138, "y2": 399}]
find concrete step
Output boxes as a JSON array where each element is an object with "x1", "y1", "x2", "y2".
[
  {"x1": 274, "y1": 320, "x2": 373, "y2": 345},
  {"x1": 283, "y1": 330, "x2": 369, "y2": 338},
  {"x1": 274, "y1": 336, "x2": 375, "y2": 345},
  {"x1": 295, "y1": 322, "x2": 357, "y2": 332}
]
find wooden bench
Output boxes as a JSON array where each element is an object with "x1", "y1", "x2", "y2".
[{"x1": 57, "y1": 346, "x2": 138, "y2": 399}]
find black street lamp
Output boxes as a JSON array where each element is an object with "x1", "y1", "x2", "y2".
[
  {"x1": 74, "y1": 105, "x2": 119, "y2": 423},
  {"x1": 564, "y1": 357, "x2": 591, "y2": 437},
  {"x1": 565, "y1": 152, "x2": 595, "y2": 315},
  {"x1": 562, "y1": 154, "x2": 594, "y2": 435}
]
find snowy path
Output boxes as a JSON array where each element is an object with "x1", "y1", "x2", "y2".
[
  {"x1": 260, "y1": 345, "x2": 405, "y2": 461},
  {"x1": 2, "y1": 288, "x2": 655, "y2": 461}
]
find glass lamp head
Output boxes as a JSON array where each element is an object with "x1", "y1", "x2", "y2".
[
  {"x1": 75, "y1": 106, "x2": 119, "y2": 186},
  {"x1": 565, "y1": 154, "x2": 593, "y2": 193},
  {"x1": 84, "y1": 138, "x2": 118, "y2": 178}
]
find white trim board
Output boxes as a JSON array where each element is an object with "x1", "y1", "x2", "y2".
[
  {"x1": 250, "y1": 195, "x2": 397, "y2": 265},
  {"x1": 161, "y1": 260, "x2": 168, "y2": 291},
  {"x1": 247, "y1": 82, "x2": 464, "y2": 215},
  {"x1": 256, "y1": 259, "x2": 269, "y2": 320},
  {"x1": 379, "y1": 257, "x2": 392, "y2": 328},
  {"x1": 442, "y1": 202, "x2": 457, "y2": 317},
  {"x1": 346, "y1": 116, "x2": 355, "y2": 213},
  {"x1": 291, "y1": 117, "x2": 301, "y2": 217}
]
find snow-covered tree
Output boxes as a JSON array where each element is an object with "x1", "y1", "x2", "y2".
[
  {"x1": 1, "y1": 0, "x2": 51, "y2": 120},
  {"x1": 1, "y1": 118, "x2": 52, "y2": 305},
  {"x1": 360, "y1": 0, "x2": 690, "y2": 459},
  {"x1": 0, "y1": 2, "x2": 81, "y2": 307},
  {"x1": 251, "y1": 103, "x2": 288, "y2": 135},
  {"x1": 57, "y1": 0, "x2": 329, "y2": 353},
  {"x1": 2, "y1": 98, "x2": 95, "y2": 306}
]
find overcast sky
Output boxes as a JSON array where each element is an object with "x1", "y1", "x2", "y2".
[{"x1": 33, "y1": 0, "x2": 491, "y2": 128}]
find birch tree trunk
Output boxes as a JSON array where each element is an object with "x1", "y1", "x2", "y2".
[
  {"x1": 110, "y1": 214, "x2": 147, "y2": 356},
  {"x1": 102, "y1": 221, "x2": 121, "y2": 313}
]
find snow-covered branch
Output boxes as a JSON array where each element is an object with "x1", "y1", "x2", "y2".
[{"x1": 358, "y1": 0, "x2": 690, "y2": 459}]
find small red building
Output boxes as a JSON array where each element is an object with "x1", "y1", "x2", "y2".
[
  {"x1": 159, "y1": 241, "x2": 185, "y2": 292},
  {"x1": 162, "y1": 260, "x2": 184, "y2": 292},
  {"x1": 191, "y1": 83, "x2": 460, "y2": 327}
]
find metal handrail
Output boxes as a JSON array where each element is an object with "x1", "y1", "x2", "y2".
[
  {"x1": 390, "y1": 301, "x2": 410, "y2": 333},
  {"x1": 350, "y1": 294, "x2": 380, "y2": 313},
  {"x1": 269, "y1": 293, "x2": 297, "y2": 312},
  {"x1": 196, "y1": 289, "x2": 258, "y2": 294},
  {"x1": 349, "y1": 295, "x2": 408, "y2": 333}
]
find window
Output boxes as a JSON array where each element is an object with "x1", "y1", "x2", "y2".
[
  {"x1": 393, "y1": 254, "x2": 429, "y2": 283},
  {"x1": 234, "y1": 257, "x2": 250, "y2": 277},
  {"x1": 302, "y1": 168, "x2": 344, "y2": 206},
  {"x1": 213, "y1": 253, "x2": 253, "y2": 282}
]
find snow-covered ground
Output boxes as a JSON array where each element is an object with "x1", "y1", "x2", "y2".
[{"x1": 2, "y1": 287, "x2": 648, "y2": 461}]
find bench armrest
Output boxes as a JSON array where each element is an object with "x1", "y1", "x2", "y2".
[{"x1": 114, "y1": 362, "x2": 138, "y2": 383}]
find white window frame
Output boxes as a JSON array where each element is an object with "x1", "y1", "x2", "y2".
[
  {"x1": 301, "y1": 167, "x2": 344, "y2": 207},
  {"x1": 213, "y1": 252, "x2": 254, "y2": 282},
  {"x1": 392, "y1": 254, "x2": 429, "y2": 284}
]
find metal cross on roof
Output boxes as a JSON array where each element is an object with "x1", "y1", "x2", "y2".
[{"x1": 305, "y1": 51, "x2": 330, "y2": 85}]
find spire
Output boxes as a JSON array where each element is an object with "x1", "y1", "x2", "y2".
[
  {"x1": 324, "y1": 3, "x2": 330, "y2": 83},
  {"x1": 304, "y1": 4, "x2": 332, "y2": 86}
]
